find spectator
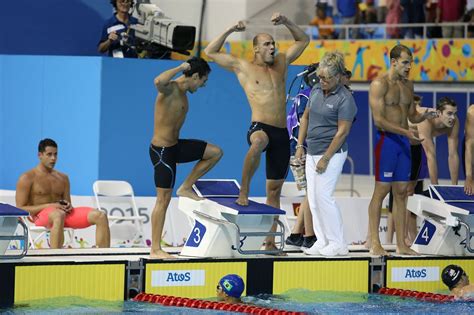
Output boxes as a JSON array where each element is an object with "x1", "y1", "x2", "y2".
[
  {"x1": 400, "y1": 0, "x2": 414, "y2": 38},
  {"x1": 386, "y1": 0, "x2": 402, "y2": 38},
  {"x1": 15, "y1": 139, "x2": 110, "y2": 249},
  {"x1": 310, "y1": 5, "x2": 335, "y2": 39},
  {"x1": 376, "y1": 0, "x2": 389, "y2": 23},
  {"x1": 399, "y1": 0, "x2": 425, "y2": 39},
  {"x1": 337, "y1": 0, "x2": 360, "y2": 39},
  {"x1": 98, "y1": 0, "x2": 138, "y2": 58},
  {"x1": 412, "y1": 0, "x2": 426, "y2": 38},
  {"x1": 316, "y1": 0, "x2": 337, "y2": 17},
  {"x1": 463, "y1": 9, "x2": 474, "y2": 38},
  {"x1": 359, "y1": 0, "x2": 379, "y2": 37},
  {"x1": 426, "y1": 0, "x2": 442, "y2": 38},
  {"x1": 437, "y1": 0, "x2": 467, "y2": 38}
]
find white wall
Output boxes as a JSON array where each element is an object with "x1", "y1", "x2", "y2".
[{"x1": 149, "y1": 0, "x2": 315, "y2": 41}]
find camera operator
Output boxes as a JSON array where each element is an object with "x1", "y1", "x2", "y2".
[{"x1": 98, "y1": 0, "x2": 138, "y2": 58}]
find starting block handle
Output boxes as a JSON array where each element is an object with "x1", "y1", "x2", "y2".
[
  {"x1": 192, "y1": 210, "x2": 285, "y2": 256},
  {"x1": 0, "y1": 219, "x2": 28, "y2": 260},
  {"x1": 235, "y1": 219, "x2": 285, "y2": 255},
  {"x1": 458, "y1": 221, "x2": 474, "y2": 254},
  {"x1": 192, "y1": 210, "x2": 233, "y2": 225}
]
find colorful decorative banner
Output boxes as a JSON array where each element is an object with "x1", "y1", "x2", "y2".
[{"x1": 177, "y1": 39, "x2": 474, "y2": 82}]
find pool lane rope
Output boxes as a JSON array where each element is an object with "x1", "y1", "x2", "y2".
[
  {"x1": 133, "y1": 292, "x2": 306, "y2": 314},
  {"x1": 378, "y1": 287, "x2": 455, "y2": 302}
]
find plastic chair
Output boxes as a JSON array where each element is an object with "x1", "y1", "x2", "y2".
[
  {"x1": 22, "y1": 216, "x2": 75, "y2": 249},
  {"x1": 93, "y1": 180, "x2": 146, "y2": 247}
]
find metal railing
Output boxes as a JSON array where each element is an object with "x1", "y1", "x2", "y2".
[
  {"x1": 245, "y1": 21, "x2": 473, "y2": 40},
  {"x1": 336, "y1": 155, "x2": 360, "y2": 197}
]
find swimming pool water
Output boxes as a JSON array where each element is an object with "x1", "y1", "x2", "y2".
[{"x1": 3, "y1": 290, "x2": 474, "y2": 314}]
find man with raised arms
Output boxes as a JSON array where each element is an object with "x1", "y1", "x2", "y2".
[
  {"x1": 204, "y1": 13, "x2": 309, "y2": 251},
  {"x1": 368, "y1": 44, "x2": 437, "y2": 256},
  {"x1": 149, "y1": 57, "x2": 223, "y2": 259}
]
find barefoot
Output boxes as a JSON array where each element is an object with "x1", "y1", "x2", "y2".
[
  {"x1": 176, "y1": 186, "x2": 204, "y2": 201},
  {"x1": 150, "y1": 249, "x2": 176, "y2": 259},
  {"x1": 264, "y1": 242, "x2": 287, "y2": 256},
  {"x1": 235, "y1": 193, "x2": 249, "y2": 206},
  {"x1": 404, "y1": 237, "x2": 414, "y2": 248},
  {"x1": 363, "y1": 239, "x2": 371, "y2": 249},
  {"x1": 396, "y1": 245, "x2": 418, "y2": 255},
  {"x1": 369, "y1": 244, "x2": 389, "y2": 256}
]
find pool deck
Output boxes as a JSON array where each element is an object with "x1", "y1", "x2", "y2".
[{"x1": 1, "y1": 246, "x2": 473, "y2": 308}]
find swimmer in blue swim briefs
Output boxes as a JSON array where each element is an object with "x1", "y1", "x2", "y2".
[{"x1": 367, "y1": 44, "x2": 437, "y2": 256}]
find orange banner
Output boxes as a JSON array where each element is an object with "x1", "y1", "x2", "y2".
[{"x1": 176, "y1": 39, "x2": 474, "y2": 82}]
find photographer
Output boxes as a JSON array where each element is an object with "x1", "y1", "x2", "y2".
[{"x1": 98, "y1": 0, "x2": 138, "y2": 58}]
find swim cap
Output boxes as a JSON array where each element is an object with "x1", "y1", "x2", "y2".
[
  {"x1": 442, "y1": 265, "x2": 464, "y2": 289},
  {"x1": 219, "y1": 274, "x2": 245, "y2": 298}
]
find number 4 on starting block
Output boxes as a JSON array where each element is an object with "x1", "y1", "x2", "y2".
[{"x1": 414, "y1": 220, "x2": 436, "y2": 245}]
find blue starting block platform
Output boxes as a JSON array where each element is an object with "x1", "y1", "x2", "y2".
[
  {"x1": 407, "y1": 185, "x2": 474, "y2": 256},
  {"x1": 0, "y1": 203, "x2": 29, "y2": 259},
  {"x1": 178, "y1": 179, "x2": 285, "y2": 257}
]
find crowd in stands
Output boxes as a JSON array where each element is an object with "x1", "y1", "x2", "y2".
[{"x1": 308, "y1": 0, "x2": 474, "y2": 39}]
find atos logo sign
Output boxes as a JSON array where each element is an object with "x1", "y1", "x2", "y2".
[
  {"x1": 404, "y1": 269, "x2": 427, "y2": 278},
  {"x1": 391, "y1": 267, "x2": 439, "y2": 282},
  {"x1": 166, "y1": 272, "x2": 191, "y2": 282},
  {"x1": 151, "y1": 270, "x2": 205, "y2": 287}
]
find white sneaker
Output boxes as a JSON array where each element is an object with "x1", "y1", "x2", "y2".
[
  {"x1": 320, "y1": 243, "x2": 349, "y2": 256},
  {"x1": 303, "y1": 241, "x2": 327, "y2": 255}
]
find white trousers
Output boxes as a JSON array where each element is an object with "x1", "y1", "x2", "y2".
[{"x1": 305, "y1": 151, "x2": 347, "y2": 247}]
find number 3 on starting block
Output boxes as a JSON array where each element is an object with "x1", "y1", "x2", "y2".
[
  {"x1": 185, "y1": 220, "x2": 207, "y2": 247},
  {"x1": 414, "y1": 220, "x2": 436, "y2": 245}
]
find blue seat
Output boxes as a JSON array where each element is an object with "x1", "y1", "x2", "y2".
[{"x1": 208, "y1": 198, "x2": 285, "y2": 215}]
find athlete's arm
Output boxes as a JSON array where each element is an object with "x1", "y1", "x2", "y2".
[
  {"x1": 154, "y1": 62, "x2": 190, "y2": 94},
  {"x1": 447, "y1": 118, "x2": 460, "y2": 185},
  {"x1": 204, "y1": 22, "x2": 245, "y2": 72},
  {"x1": 421, "y1": 134, "x2": 439, "y2": 184},
  {"x1": 465, "y1": 106, "x2": 474, "y2": 194},
  {"x1": 295, "y1": 106, "x2": 309, "y2": 160},
  {"x1": 271, "y1": 13, "x2": 309, "y2": 65},
  {"x1": 407, "y1": 82, "x2": 437, "y2": 123},
  {"x1": 15, "y1": 174, "x2": 57, "y2": 215},
  {"x1": 61, "y1": 174, "x2": 73, "y2": 212}
]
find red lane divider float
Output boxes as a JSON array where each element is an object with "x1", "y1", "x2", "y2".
[
  {"x1": 133, "y1": 292, "x2": 306, "y2": 314},
  {"x1": 378, "y1": 287, "x2": 455, "y2": 303}
]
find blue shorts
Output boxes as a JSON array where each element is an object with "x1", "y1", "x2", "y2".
[{"x1": 374, "y1": 131, "x2": 411, "y2": 182}]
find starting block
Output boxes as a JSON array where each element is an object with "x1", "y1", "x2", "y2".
[
  {"x1": 0, "y1": 203, "x2": 29, "y2": 259},
  {"x1": 178, "y1": 179, "x2": 286, "y2": 257},
  {"x1": 407, "y1": 185, "x2": 474, "y2": 256}
]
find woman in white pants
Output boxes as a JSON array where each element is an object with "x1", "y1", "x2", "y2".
[{"x1": 295, "y1": 51, "x2": 357, "y2": 256}]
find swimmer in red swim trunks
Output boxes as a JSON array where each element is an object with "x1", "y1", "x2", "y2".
[{"x1": 15, "y1": 138, "x2": 110, "y2": 248}]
